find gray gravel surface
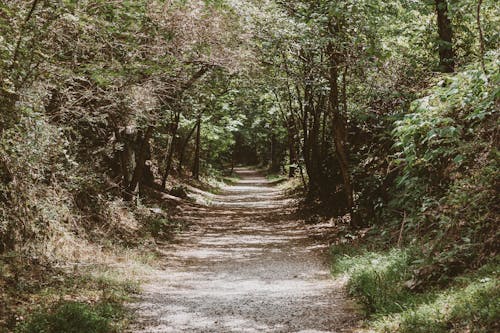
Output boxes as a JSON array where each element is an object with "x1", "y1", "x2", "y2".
[{"x1": 129, "y1": 168, "x2": 361, "y2": 333}]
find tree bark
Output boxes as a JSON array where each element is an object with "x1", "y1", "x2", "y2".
[
  {"x1": 161, "y1": 111, "x2": 180, "y2": 189},
  {"x1": 10, "y1": 0, "x2": 41, "y2": 71},
  {"x1": 287, "y1": 117, "x2": 298, "y2": 178},
  {"x1": 477, "y1": 0, "x2": 486, "y2": 73},
  {"x1": 435, "y1": 0, "x2": 454, "y2": 72},
  {"x1": 192, "y1": 114, "x2": 201, "y2": 180},
  {"x1": 178, "y1": 122, "x2": 198, "y2": 174},
  {"x1": 160, "y1": 66, "x2": 212, "y2": 187},
  {"x1": 310, "y1": 95, "x2": 325, "y2": 189},
  {"x1": 328, "y1": 42, "x2": 359, "y2": 227},
  {"x1": 125, "y1": 126, "x2": 153, "y2": 201}
]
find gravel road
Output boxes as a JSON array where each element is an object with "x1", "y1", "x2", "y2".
[{"x1": 129, "y1": 167, "x2": 360, "y2": 333}]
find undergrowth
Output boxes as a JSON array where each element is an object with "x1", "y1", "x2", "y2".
[
  {"x1": 331, "y1": 58, "x2": 499, "y2": 332},
  {"x1": 15, "y1": 299, "x2": 126, "y2": 333},
  {"x1": 0, "y1": 256, "x2": 140, "y2": 332},
  {"x1": 331, "y1": 246, "x2": 499, "y2": 332}
]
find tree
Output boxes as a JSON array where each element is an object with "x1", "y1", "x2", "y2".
[{"x1": 435, "y1": 0, "x2": 454, "y2": 72}]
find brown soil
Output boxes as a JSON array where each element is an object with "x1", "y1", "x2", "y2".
[{"x1": 129, "y1": 167, "x2": 361, "y2": 333}]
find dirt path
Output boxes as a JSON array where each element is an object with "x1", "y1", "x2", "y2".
[{"x1": 130, "y1": 167, "x2": 360, "y2": 333}]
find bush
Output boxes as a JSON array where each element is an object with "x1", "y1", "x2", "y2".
[
  {"x1": 169, "y1": 185, "x2": 188, "y2": 199},
  {"x1": 333, "y1": 245, "x2": 500, "y2": 333},
  {"x1": 16, "y1": 300, "x2": 124, "y2": 333},
  {"x1": 385, "y1": 57, "x2": 500, "y2": 282},
  {"x1": 332, "y1": 247, "x2": 426, "y2": 315},
  {"x1": 146, "y1": 217, "x2": 172, "y2": 237},
  {"x1": 0, "y1": 110, "x2": 78, "y2": 253},
  {"x1": 376, "y1": 276, "x2": 500, "y2": 333}
]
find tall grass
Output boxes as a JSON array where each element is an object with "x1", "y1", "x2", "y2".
[{"x1": 331, "y1": 246, "x2": 499, "y2": 332}]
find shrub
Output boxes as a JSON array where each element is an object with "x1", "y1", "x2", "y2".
[
  {"x1": 15, "y1": 300, "x2": 125, "y2": 333},
  {"x1": 376, "y1": 276, "x2": 500, "y2": 333},
  {"x1": 0, "y1": 110, "x2": 78, "y2": 253},
  {"x1": 146, "y1": 217, "x2": 172, "y2": 237},
  {"x1": 169, "y1": 185, "x2": 188, "y2": 199}
]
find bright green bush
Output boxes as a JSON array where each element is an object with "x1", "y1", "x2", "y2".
[
  {"x1": 392, "y1": 54, "x2": 499, "y2": 215},
  {"x1": 387, "y1": 56, "x2": 499, "y2": 276}
]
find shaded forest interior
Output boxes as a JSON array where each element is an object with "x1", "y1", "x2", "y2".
[{"x1": 0, "y1": 0, "x2": 499, "y2": 332}]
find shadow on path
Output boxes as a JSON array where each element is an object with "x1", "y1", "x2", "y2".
[{"x1": 129, "y1": 167, "x2": 360, "y2": 333}]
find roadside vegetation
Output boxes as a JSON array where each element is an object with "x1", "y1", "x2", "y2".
[{"x1": 332, "y1": 247, "x2": 499, "y2": 332}]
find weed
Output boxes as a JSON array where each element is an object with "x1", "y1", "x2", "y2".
[
  {"x1": 332, "y1": 247, "x2": 428, "y2": 315},
  {"x1": 169, "y1": 185, "x2": 188, "y2": 199},
  {"x1": 332, "y1": 244, "x2": 500, "y2": 332},
  {"x1": 144, "y1": 216, "x2": 185, "y2": 238},
  {"x1": 375, "y1": 276, "x2": 499, "y2": 333},
  {"x1": 15, "y1": 299, "x2": 126, "y2": 333}
]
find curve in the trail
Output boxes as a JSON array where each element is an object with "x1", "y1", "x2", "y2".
[{"x1": 130, "y1": 167, "x2": 360, "y2": 333}]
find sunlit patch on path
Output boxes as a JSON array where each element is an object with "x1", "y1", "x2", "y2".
[{"x1": 129, "y1": 167, "x2": 360, "y2": 333}]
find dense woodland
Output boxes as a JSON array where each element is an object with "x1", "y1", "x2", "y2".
[{"x1": 0, "y1": 0, "x2": 499, "y2": 332}]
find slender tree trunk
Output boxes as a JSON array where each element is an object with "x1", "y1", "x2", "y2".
[
  {"x1": 287, "y1": 118, "x2": 297, "y2": 178},
  {"x1": 342, "y1": 66, "x2": 349, "y2": 142},
  {"x1": 298, "y1": 163, "x2": 307, "y2": 193},
  {"x1": 178, "y1": 122, "x2": 198, "y2": 174},
  {"x1": 320, "y1": 101, "x2": 328, "y2": 159},
  {"x1": 159, "y1": 66, "x2": 212, "y2": 187},
  {"x1": 302, "y1": 75, "x2": 319, "y2": 199},
  {"x1": 476, "y1": 0, "x2": 486, "y2": 73},
  {"x1": 435, "y1": 0, "x2": 454, "y2": 72},
  {"x1": 192, "y1": 114, "x2": 201, "y2": 180},
  {"x1": 230, "y1": 151, "x2": 235, "y2": 175},
  {"x1": 328, "y1": 43, "x2": 359, "y2": 227},
  {"x1": 310, "y1": 95, "x2": 325, "y2": 191},
  {"x1": 270, "y1": 129, "x2": 280, "y2": 173},
  {"x1": 114, "y1": 129, "x2": 131, "y2": 189},
  {"x1": 161, "y1": 111, "x2": 180, "y2": 189},
  {"x1": 125, "y1": 126, "x2": 154, "y2": 201},
  {"x1": 10, "y1": 0, "x2": 40, "y2": 72}
]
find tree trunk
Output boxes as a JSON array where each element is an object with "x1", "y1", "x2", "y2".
[
  {"x1": 287, "y1": 117, "x2": 297, "y2": 178},
  {"x1": 9, "y1": 0, "x2": 40, "y2": 72},
  {"x1": 161, "y1": 111, "x2": 180, "y2": 189},
  {"x1": 192, "y1": 114, "x2": 201, "y2": 180},
  {"x1": 178, "y1": 122, "x2": 198, "y2": 174},
  {"x1": 435, "y1": 0, "x2": 454, "y2": 72},
  {"x1": 476, "y1": 0, "x2": 486, "y2": 73},
  {"x1": 303, "y1": 76, "x2": 322, "y2": 200},
  {"x1": 115, "y1": 126, "x2": 137, "y2": 191},
  {"x1": 270, "y1": 130, "x2": 280, "y2": 173},
  {"x1": 310, "y1": 95, "x2": 325, "y2": 194},
  {"x1": 328, "y1": 43, "x2": 359, "y2": 227},
  {"x1": 125, "y1": 126, "x2": 153, "y2": 201},
  {"x1": 159, "y1": 66, "x2": 212, "y2": 187}
]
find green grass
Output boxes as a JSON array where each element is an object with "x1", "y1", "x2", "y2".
[
  {"x1": 266, "y1": 173, "x2": 287, "y2": 181},
  {"x1": 331, "y1": 247, "x2": 428, "y2": 315},
  {"x1": 221, "y1": 176, "x2": 240, "y2": 185},
  {"x1": 375, "y1": 273, "x2": 499, "y2": 333},
  {"x1": 1, "y1": 257, "x2": 139, "y2": 332},
  {"x1": 15, "y1": 299, "x2": 126, "y2": 333},
  {"x1": 145, "y1": 216, "x2": 185, "y2": 238},
  {"x1": 331, "y1": 246, "x2": 500, "y2": 332}
]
